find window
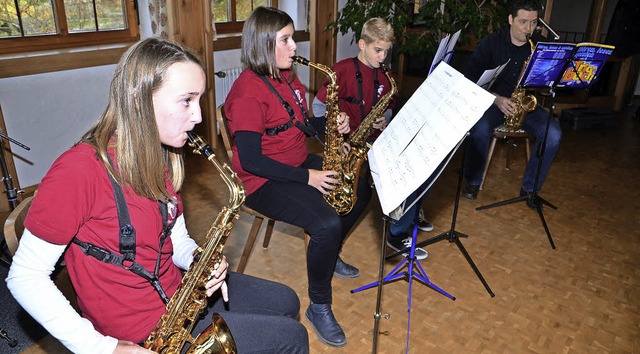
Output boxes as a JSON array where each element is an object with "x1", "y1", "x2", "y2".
[
  {"x1": 213, "y1": 0, "x2": 277, "y2": 34},
  {"x1": 0, "y1": 0, "x2": 139, "y2": 54}
]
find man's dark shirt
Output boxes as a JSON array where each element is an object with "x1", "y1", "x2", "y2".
[{"x1": 464, "y1": 28, "x2": 543, "y2": 98}]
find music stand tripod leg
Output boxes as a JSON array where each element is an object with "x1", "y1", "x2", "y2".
[
  {"x1": 415, "y1": 140, "x2": 496, "y2": 297},
  {"x1": 476, "y1": 91, "x2": 559, "y2": 250},
  {"x1": 352, "y1": 206, "x2": 454, "y2": 353}
]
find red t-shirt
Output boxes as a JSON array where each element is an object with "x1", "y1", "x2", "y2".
[
  {"x1": 316, "y1": 57, "x2": 396, "y2": 139},
  {"x1": 24, "y1": 143, "x2": 183, "y2": 343},
  {"x1": 224, "y1": 69, "x2": 309, "y2": 195}
]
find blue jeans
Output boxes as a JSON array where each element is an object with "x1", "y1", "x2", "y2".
[
  {"x1": 464, "y1": 105, "x2": 562, "y2": 192},
  {"x1": 389, "y1": 157, "x2": 448, "y2": 237},
  {"x1": 389, "y1": 184, "x2": 427, "y2": 237}
]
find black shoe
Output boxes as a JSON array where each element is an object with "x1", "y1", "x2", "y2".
[
  {"x1": 462, "y1": 184, "x2": 480, "y2": 200},
  {"x1": 333, "y1": 257, "x2": 360, "y2": 279},
  {"x1": 520, "y1": 188, "x2": 537, "y2": 210},
  {"x1": 305, "y1": 302, "x2": 346, "y2": 347},
  {"x1": 386, "y1": 235, "x2": 429, "y2": 260},
  {"x1": 417, "y1": 209, "x2": 434, "y2": 232}
]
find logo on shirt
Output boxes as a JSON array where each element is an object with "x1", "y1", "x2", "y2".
[
  {"x1": 294, "y1": 89, "x2": 303, "y2": 105},
  {"x1": 377, "y1": 84, "x2": 385, "y2": 98},
  {"x1": 167, "y1": 201, "x2": 178, "y2": 223}
]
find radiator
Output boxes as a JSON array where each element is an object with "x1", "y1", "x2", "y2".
[{"x1": 214, "y1": 67, "x2": 243, "y2": 106}]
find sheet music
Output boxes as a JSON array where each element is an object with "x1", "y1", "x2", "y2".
[
  {"x1": 429, "y1": 30, "x2": 461, "y2": 76},
  {"x1": 477, "y1": 60, "x2": 510, "y2": 89},
  {"x1": 369, "y1": 62, "x2": 495, "y2": 217},
  {"x1": 442, "y1": 30, "x2": 461, "y2": 64}
]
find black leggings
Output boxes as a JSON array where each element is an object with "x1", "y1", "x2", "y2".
[
  {"x1": 246, "y1": 154, "x2": 372, "y2": 304},
  {"x1": 191, "y1": 272, "x2": 309, "y2": 353}
]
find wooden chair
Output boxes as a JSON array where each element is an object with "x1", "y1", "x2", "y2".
[
  {"x1": 216, "y1": 105, "x2": 279, "y2": 273},
  {"x1": 4, "y1": 192, "x2": 80, "y2": 312},
  {"x1": 480, "y1": 124, "x2": 532, "y2": 190},
  {"x1": 4, "y1": 195, "x2": 34, "y2": 257}
]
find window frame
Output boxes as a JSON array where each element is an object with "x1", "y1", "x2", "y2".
[
  {"x1": 0, "y1": 0, "x2": 139, "y2": 55},
  {"x1": 214, "y1": 0, "x2": 278, "y2": 35}
]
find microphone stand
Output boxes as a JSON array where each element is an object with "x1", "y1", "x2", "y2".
[
  {"x1": 0, "y1": 131, "x2": 30, "y2": 266},
  {"x1": 537, "y1": 17, "x2": 560, "y2": 41}
]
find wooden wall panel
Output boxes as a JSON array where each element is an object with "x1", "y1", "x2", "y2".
[{"x1": 170, "y1": 0, "x2": 217, "y2": 147}]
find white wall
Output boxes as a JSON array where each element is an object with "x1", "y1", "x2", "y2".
[
  {"x1": 336, "y1": 0, "x2": 358, "y2": 61},
  {"x1": 0, "y1": 67, "x2": 115, "y2": 188},
  {"x1": 0, "y1": 1, "x2": 158, "y2": 189}
]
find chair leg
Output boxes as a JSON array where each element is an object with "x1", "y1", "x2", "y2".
[
  {"x1": 525, "y1": 138, "x2": 531, "y2": 161},
  {"x1": 237, "y1": 216, "x2": 264, "y2": 273},
  {"x1": 480, "y1": 136, "x2": 498, "y2": 190},
  {"x1": 506, "y1": 137, "x2": 513, "y2": 170},
  {"x1": 262, "y1": 219, "x2": 276, "y2": 248}
]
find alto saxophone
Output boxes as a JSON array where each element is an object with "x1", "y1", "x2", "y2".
[
  {"x1": 292, "y1": 55, "x2": 355, "y2": 215},
  {"x1": 343, "y1": 63, "x2": 397, "y2": 208},
  {"x1": 144, "y1": 131, "x2": 244, "y2": 354},
  {"x1": 504, "y1": 35, "x2": 537, "y2": 131}
]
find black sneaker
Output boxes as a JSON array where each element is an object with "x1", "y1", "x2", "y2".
[
  {"x1": 462, "y1": 184, "x2": 480, "y2": 200},
  {"x1": 386, "y1": 235, "x2": 428, "y2": 260},
  {"x1": 417, "y1": 209, "x2": 434, "y2": 232}
]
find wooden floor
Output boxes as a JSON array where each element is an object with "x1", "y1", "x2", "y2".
[{"x1": 22, "y1": 102, "x2": 640, "y2": 353}]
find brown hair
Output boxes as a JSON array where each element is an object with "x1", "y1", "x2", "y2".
[
  {"x1": 241, "y1": 6, "x2": 295, "y2": 79},
  {"x1": 84, "y1": 37, "x2": 204, "y2": 201}
]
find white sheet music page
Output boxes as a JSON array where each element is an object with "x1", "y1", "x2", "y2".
[
  {"x1": 477, "y1": 59, "x2": 510, "y2": 89},
  {"x1": 368, "y1": 62, "x2": 495, "y2": 217},
  {"x1": 428, "y1": 30, "x2": 461, "y2": 76}
]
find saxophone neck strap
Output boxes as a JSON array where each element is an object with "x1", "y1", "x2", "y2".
[
  {"x1": 351, "y1": 57, "x2": 380, "y2": 120},
  {"x1": 71, "y1": 154, "x2": 172, "y2": 304},
  {"x1": 259, "y1": 75, "x2": 318, "y2": 139}
]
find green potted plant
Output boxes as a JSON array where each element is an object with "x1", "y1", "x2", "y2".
[{"x1": 330, "y1": 0, "x2": 509, "y2": 55}]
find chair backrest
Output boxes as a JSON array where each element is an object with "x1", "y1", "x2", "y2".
[
  {"x1": 4, "y1": 195, "x2": 34, "y2": 256},
  {"x1": 216, "y1": 104, "x2": 234, "y2": 162}
]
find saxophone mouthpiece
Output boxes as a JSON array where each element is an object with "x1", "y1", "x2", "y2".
[{"x1": 292, "y1": 56, "x2": 309, "y2": 66}]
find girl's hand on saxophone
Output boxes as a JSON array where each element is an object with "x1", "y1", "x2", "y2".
[
  {"x1": 308, "y1": 169, "x2": 340, "y2": 194},
  {"x1": 337, "y1": 112, "x2": 350, "y2": 134},
  {"x1": 205, "y1": 256, "x2": 229, "y2": 300}
]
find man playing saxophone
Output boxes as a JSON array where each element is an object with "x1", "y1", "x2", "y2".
[
  {"x1": 7, "y1": 37, "x2": 308, "y2": 354},
  {"x1": 313, "y1": 18, "x2": 434, "y2": 261},
  {"x1": 461, "y1": 0, "x2": 562, "y2": 203}
]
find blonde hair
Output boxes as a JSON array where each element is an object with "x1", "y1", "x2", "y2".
[
  {"x1": 83, "y1": 37, "x2": 204, "y2": 201},
  {"x1": 360, "y1": 18, "x2": 395, "y2": 44}
]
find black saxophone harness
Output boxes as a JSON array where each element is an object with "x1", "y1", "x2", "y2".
[
  {"x1": 259, "y1": 75, "x2": 321, "y2": 142},
  {"x1": 342, "y1": 57, "x2": 381, "y2": 120},
  {"x1": 72, "y1": 155, "x2": 174, "y2": 304}
]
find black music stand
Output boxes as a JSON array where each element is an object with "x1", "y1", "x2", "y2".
[
  {"x1": 476, "y1": 41, "x2": 614, "y2": 249},
  {"x1": 413, "y1": 136, "x2": 495, "y2": 297}
]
